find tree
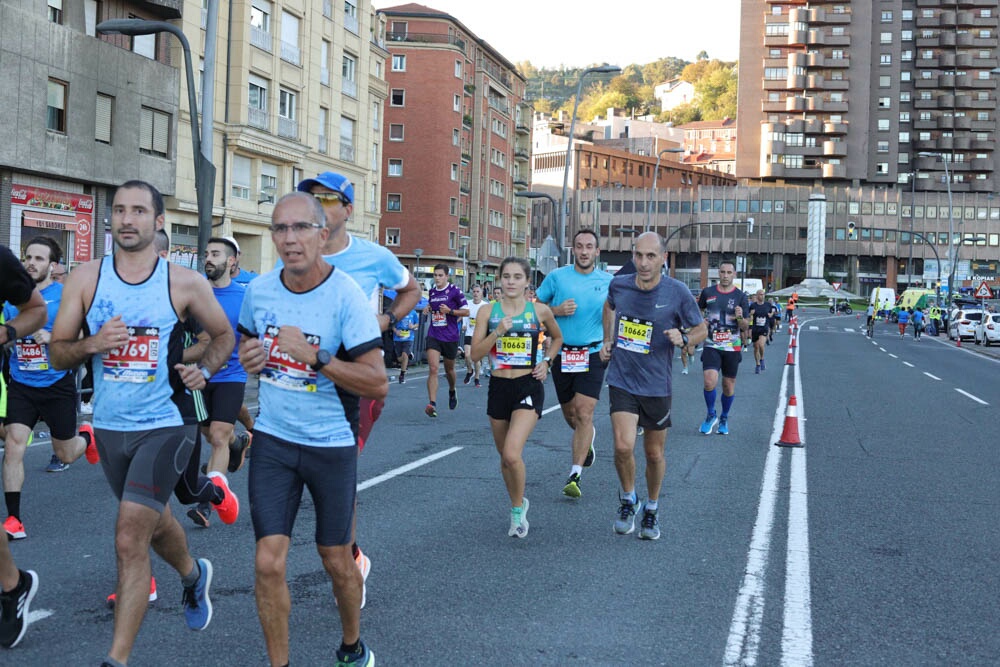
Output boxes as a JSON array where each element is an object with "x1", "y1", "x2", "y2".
[{"x1": 641, "y1": 57, "x2": 688, "y2": 86}]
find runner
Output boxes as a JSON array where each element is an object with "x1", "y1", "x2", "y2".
[
  {"x1": 913, "y1": 307, "x2": 925, "y2": 341},
  {"x1": 471, "y1": 257, "x2": 562, "y2": 537},
  {"x1": 423, "y1": 265, "x2": 469, "y2": 417},
  {"x1": 393, "y1": 308, "x2": 419, "y2": 384},
  {"x1": 2, "y1": 237, "x2": 98, "y2": 540},
  {"x1": 462, "y1": 285, "x2": 487, "y2": 388},
  {"x1": 238, "y1": 192, "x2": 385, "y2": 666},
  {"x1": 866, "y1": 303, "x2": 876, "y2": 338},
  {"x1": 599, "y1": 233, "x2": 705, "y2": 540},
  {"x1": 50, "y1": 180, "x2": 235, "y2": 664},
  {"x1": 748, "y1": 289, "x2": 771, "y2": 374},
  {"x1": 187, "y1": 237, "x2": 251, "y2": 528},
  {"x1": 768, "y1": 296, "x2": 781, "y2": 341},
  {"x1": 535, "y1": 228, "x2": 612, "y2": 499},
  {"x1": 698, "y1": 259, "x2": 750, "y2": 435},
  {"x1": 0, "y1": 244, "x2": 47, "y2": 649},
  {"x1": 897, "y1": 307, "x2": 910, "y2": 338}
]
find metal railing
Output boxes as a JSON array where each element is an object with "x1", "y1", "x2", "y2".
[
  {"x1": 342, "y1": 78, "x2": 357, "y2": 98},
  {"x1": 248, "y1": 107, "x2": 269, "y2": 130},
  {"x1": 340, "y1": 143, "x2": 355, "y2": 162},
  {"x1": 344, "y1": 13, "x2": 359, "y2": 34},
  {"x1": 280, "y1": 41, "x2": 301, "y2": 66},
  {"x1": 277, "y1": 116, "x2": 298, "y2": 139},
  {"x1": 387, "y1": 32, "x2": 465, "y2": 50},
  {"x1": 250, "y1": 26, "x2": 272, "y2": 52}
]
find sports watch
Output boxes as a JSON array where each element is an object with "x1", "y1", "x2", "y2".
[{"x1": 311, "y1": 349, "x2": 332, "y2": 372}]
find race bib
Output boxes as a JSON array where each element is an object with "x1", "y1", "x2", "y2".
[
  {"x1": 260, "y1": 325, "x2": 320, "y2": 392},
  {"x1": 395, "y1": 328, "x2": 411, "y2": 339},
  {"x1": 616, "y1": 316, "x2": 653, "y2": 354},
  {"x1": 431, "y1": 311, "x2": 447, "y2": 327},
  {"x1": 560, "y1": 345, "x2": 590, "y2": 373},
  {"x1": 15, "y1": 337, "x2": 50, "y2": 372},
  {"x1": 755, "y1": 316, "x2": 767, "y2": 327},
  {"x1": 469, "y1": 317, "x2": 476, "y2": 329},
  {"x1": 495, "y1": 331, "x2": 534, "y2": 368},
  {"x1": 102, "y1": 326, "x2": 159, "y2": 383},
  {"x1": 712, "y1": 330, "x2": 732, "y2": 344}
]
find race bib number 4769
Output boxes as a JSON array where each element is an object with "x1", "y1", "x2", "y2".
[
  {"x1": 260, "y1": 325, "x2": 321, "y2": 392},
  {"x1": 102, "y1": 326, "x2": 159, "y2": 382}
]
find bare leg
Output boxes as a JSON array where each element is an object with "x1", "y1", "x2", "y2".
[
  {"x1": 318, "y1": 543, "x2": 362, "y2": 645},
  {"x1": 3, "y1": 425, "x2": 33, "y2": 496},
  {"x1": 206, "y1": 421, "x2": 236, "y2": 473},
  {"x1": 641, "y1": 428, "x2": 668, "y2": 501},
  {"x1": 255, "y1": 535, "x2": 291, "y2": 667},
  {"x1": 426, "y1": 348, "x2": 441, "y2": 403},
  {"x1": 443, "y1": 358, "x2": 457, "y2": 392},
  {"x1": 0, "y1": 538, "x2": 18, "y2": 592},
  {"x1": 611, "y1": 411, "x2": 639, "y2": 494},
  {"x1": 489, "y1": 412, "x2": 537, "y2": 506}
]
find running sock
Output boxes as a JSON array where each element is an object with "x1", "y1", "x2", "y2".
[
  {"x1": 622, "y1": 490, "x2": 637, "y2": 504},
  {"x1": 79, "y1": 428, "x2": 93, "y2": 446},
  {"x1": 511, "y1": 506, "x2": 523, "y2": 524},
  {"x1": 429, "y1": 401, "x2": 437, "y2": 407},
  {"x1": 4, "y1": 492, "x2": 20, "y2": 520},
  {"x1": 703, "y1": 388, "x2": 718, "y2": 414},
  {"x1": 721, "y1": 393, "x2": 735, "y2": 417},
  {"x1": 181, "y1": 563, "x2": 200, "y2": 588},
  {"x1": 352, "y1": 543, "x2": 360, "y2": 559},
  {"x1": 645, "y1": 500, "x2": 659, "y2": 512},
  {"x1": 570, "y1": 464, "x2": 582, "y2": 476},
  {"x1": 103, "y1": 657, "x2": 126, "y2": 667},
  {"x1": 340, "y1": 640, "x2": 361, "y2": 655}
]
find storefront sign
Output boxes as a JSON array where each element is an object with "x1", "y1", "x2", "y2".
[{"x1": 10, "y1": 184, "x2": 94, "y2": 263}]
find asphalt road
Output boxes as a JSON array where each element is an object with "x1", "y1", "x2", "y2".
[{"x1": 5, "y1": 307, "x2": 999, "y2": 665}]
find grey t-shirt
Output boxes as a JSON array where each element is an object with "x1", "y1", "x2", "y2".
[{"x1": 606, "y1": 274, "x2": 703, "y2": 397}]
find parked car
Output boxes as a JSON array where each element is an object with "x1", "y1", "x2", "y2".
[
  {"x1": 973, "y1": 312, "x2": 1000, "y2": 346},
  {"x1": 948, "y1": 308, "x2": 983, "y2": 341}
]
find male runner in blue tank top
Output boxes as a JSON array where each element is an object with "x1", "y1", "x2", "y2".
[
  {"x1": 50, "y1": 181, "x2": 236, "y2": 666},
  {"x1": 0, "y1": 244, "x2": 47, "y2": 649},
  {"x1": 239, "y1": 192, "x2": 386, "y2": 667}
]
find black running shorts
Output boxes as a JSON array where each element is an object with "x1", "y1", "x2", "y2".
[
  {"x1": 608, "y1": 386, "x2": 671, "y2": 431},
  {"x1": 6, "y1": 374, "x2": 78, "y2": 440},
  {"x1": 487, "y1": 374, "x2": 544, "y2": 420},
  {"x1": 701, "y1": 346, "x2": 742, "y2": 379},
  {"x1": 95, "y1": 425, "x2": 196, "y2": 512}
]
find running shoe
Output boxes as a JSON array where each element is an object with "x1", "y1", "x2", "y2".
[
  {"x1": 0, "y1": 569, "x2": 38, "y2": 648},
  {"x1": 582, "y1": 426, "x2": 596, "y2": 468},
  {"x1": 760, "y1": 359, "x2": 765, "y2": 372},
  {"x1": 562, "y1": 473, "x2": 582, "y2": 499},
  {"x1": 508, "y1": 497, "x2": 529, "y2": 538},
  {"x1": 637, "y1": 426, "x2": 645, "y2": 437},
  {"x1": 755, "y1": 364, "x2": 760, "y2": 375},
  {"x1": 79, "y1": 401, "x2": 93, "y2": 415},
  {"x1": 106, "y1": 577, "x2": 158, "y2": 608},
  {"x1": 46, "y1": 454, "x2": 69, "y2": 472},
  {"x1": 638, "y1": 508, "x2": 661, "y2": 541},
  {"x1": 424, "y1": 403, "x2": 437, "y2": 418},
  {"x1": 474, "y1": 378, "x2": 481, "y2": 388},
  {"x1": 3, "y1": 516, "x2": 26, "y2": 540},
  {"x1": 80, "y1": 422, "x2": 99, "y2": 464},
  {"x1": 463, "y1": 370, "x2": 473, "y2": 385},
  {"x1": 208, "y1": 473, "x2": 239, "y2": 524},
  {"x1": 449, "y1": 391, "x2": 458, "y2": 410},
  {"x1": 398, "y1": 371, "x2": 406, "y2": 384},
  {"x1": 228, "y1": 432, "x2": 251, "y2": 473},
  {"x1": 187, "y1": 504, "x2": 211, "y2": 528},
  {"x1": 335, "y1": 640, "x2": 374, "y2": 667},
  {"x1": 182, "y1": 558, "x2": 213, "y2": 631},
  {"x1": 613, "y1": 495, "x2": 641, "y2": 535},
  {"x1": 355, "y1": 548, "x2": 371, "y2": 610},
  {"x1": 681, "y1": 367, "x2": 689, "y2": 375},
  {"x1": 717, "y1": 416, "x2": 730, "y2": 436},
  {"x1": 699, "y1": 413, "x2": 718, "y2": 435}
]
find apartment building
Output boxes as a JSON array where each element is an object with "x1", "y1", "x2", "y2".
[
  {"x1": 377, "y1": 3, "x2": 530, "y2": 289},
  {"x1": 0, "y1": 0, "x2": 181, "y2": 261}
]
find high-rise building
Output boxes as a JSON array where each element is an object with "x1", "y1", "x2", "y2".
[
  {"x1": 377, "y1": 3, "x2": 530, "y2": 290},
  {"x1": 736, "y1": 1, "x2": 999, "y2": 194}
]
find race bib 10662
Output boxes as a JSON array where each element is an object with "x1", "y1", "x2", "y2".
[{"x1": 616, "y1": 316, "x2": 653, "y2": 354}]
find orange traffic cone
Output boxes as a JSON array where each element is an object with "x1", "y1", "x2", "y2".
[
  {"x1": 785, "y1": 348, "x2": 795, "y2": 365},
  {"x1": 789, "y1": 332, "x2": 797, "y2": 348},
  {"x1": 775, "y1": 395, "x2": 802, "y2": 447},
  {"x1": 956, "y1": 336, "x2": 961, "y2": 347},
  {"x1": 856, "y1": 313, "x2": 860, "y2": 320}
]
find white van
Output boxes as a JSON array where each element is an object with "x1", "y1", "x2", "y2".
[
  {"x1": 735, "y1": 277, "x2": 764, "y2": 296},
  {"x1": 869, "y1": 287, "x2": 895, "y2": 312}
]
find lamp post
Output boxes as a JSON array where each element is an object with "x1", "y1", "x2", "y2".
[
  {"x1": 909, "y1": 231, "x2": 942, "y2": 306},
  {"x1": 414, "y1": 247, "x2": 423, "y2": 292},
  {"x1": 459, "y1": 236, "x2": 470, "y2": 291},
  {"x1": 909, "y1": 166, "x2": 918, "y2": 288},
  {"x1": 645, "y1": 147, "x2": 684, "y2": 231},
  {"x1": 97, "y1": 18, "x2": 217, "y2": 271},
  {"x1": 516, "y1": 191, "x2": 561, "y2": 275},
  {"x1": 918, "y1": 152, "x2": 955, "y2": 304},
  {"x1": 559, "y1": 65, "x2": 621, "y2": 265}
]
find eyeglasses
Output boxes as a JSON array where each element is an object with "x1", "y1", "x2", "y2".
[
  {"x1": 312, "y1": 192, "x2": 348, "y2": 206},
  {"x1": 269, "y1": 222, "x2": 325, "y2": 235}
]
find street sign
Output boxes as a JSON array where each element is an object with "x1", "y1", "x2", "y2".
[
  {"x1": 974, "y1": 281, "x2": 994, "y2": 299},
  {"x1": 832, "y1": 282, "x2": 842, "y2": 291}
]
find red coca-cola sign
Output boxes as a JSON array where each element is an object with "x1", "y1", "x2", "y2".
[{"x1": 11, "y1": 184, "x2": 95, "y2": 263}]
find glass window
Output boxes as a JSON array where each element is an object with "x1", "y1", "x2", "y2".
[
  {"x1": 231, "y1": 155, "x2": 251, "y2": 199},
  {"x1": 139, "y1": 106, "x2": 170, "y2": 157},
  {"x1": 47, "y1": 79, "x2": 67, "y2": 132},
  {"x1": 386, "y1": 193, "x2": 401, "y2": 211},
  {"x1": 388, "y1": 159, "x2": 402, "y2": 176},
  {"x1": 389, "y1": 123, "x2": 403, "y2": 140},
  {"x1": 391, "y1": 54, "x2": 405, "y2": 71}
]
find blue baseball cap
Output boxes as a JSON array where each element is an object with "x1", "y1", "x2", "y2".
[{"x1": 296, "y1": 171, "x2": 354, "y2": 204}]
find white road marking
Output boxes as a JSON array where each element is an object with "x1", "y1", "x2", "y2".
[
  {"x1": 879, "y1": 348, "x2": 886, "y2": 352},
  {"x1": 542, "y1": 404, "x2": 562, "y2": 416},
  {"x1": 27, "y1": 608, "x2": 54, "y2": 624},
  {"x1": 844, "y1": 328, "x2": 855, "y2": 332},
  {"x1": 955, "y1": 388, "x2": 988, "y2": 405},
  {"x1": 903, "y1": 361, "x2": 915, "y2": 367},
  {"x1": 809, "y1": 326, "x2": 819, "y2": 331},
  {"x1": 357, "y1": 446, "x2": 463, "y2": 491},
  {"x1": 889, "y1": 354, "x2": 898, "y2": 358},
  {"x1": 923, "y1": 372, "x2": 941, "y2": 381}
]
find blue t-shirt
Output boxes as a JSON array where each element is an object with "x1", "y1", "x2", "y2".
[
  {"x1": 4, "y1": 282, "x2": 69, "y2": 387},
  {"x1": 392, "y1": 310, "x2": 419, "y2": 342},
  {"x1": 898, "y1": 310, "x2": 910, "y2": 324},
  {"x1": 239, "y1": 267, "x2": 382, "y2": 448},
  {"x1": 536, "y1": 265, "x2": 612, "y2": 351},
  {"x1": 210, "y1": 281, "x2": 247, "y2": 383},
  {"x1": 605, "y1": 275, "x2": 703, "y2": 398},
  {"x1": 912, "y1": 311, "x2": 924, "y2": 326},
  {"x1": 232, "y1": 268, "x2": 258, "y2": 285}
]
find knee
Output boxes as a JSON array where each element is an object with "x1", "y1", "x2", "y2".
[
  {"x1": 499, "y1": 451, "x2": 522, "y2": 471},
  {"x1": 317, "y1": 547, "x2": 354, "y2": 581},
  {"x1": 255, "y1": 548, "x2": 287, "y2": 582}
]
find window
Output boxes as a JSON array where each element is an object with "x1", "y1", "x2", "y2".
[
  {"x1": 47, "y1": 79, "x2": 67, "y2": 132},
  {"x1": 320, "y1": 40, "x2": 330, "y2": 85},
  {"x1": 449, "y1": 232, "x2": 457, "y2": 250},
  {"x1": 386, "y1": 193, "x2": 401, "y2": 211},
  {"x1": 391, "y1": 54, "x2": 406, "y2": 71},
  {"x1": 455, "y1": 60, "x2": 462, "y2": 78},
  {"x1": 85, "y1": 0, "x2": 98, "y2": 35},
  {"x1": 449, "y1": 198, "x2": 457, "y2": 216},
  {"x1": 878, "y1": 119, "x2": 890, "y2": 131},
  {"x1": 901, "y1": 30, "x2": 912, "y2": 41},
  {"x1": 280, "y1": 11, "x2": 300, "y2": 65},
  {"x1": 878, "y1": 97, "x2": 891, "y2": 109},
  {"x1": 342, "y1": 54, "x2": 357, "y2": 96},
  {"x1": 372, "y1": 101, "x2": 379, "y2": 129},
  {"x1": 95, "y1": 93, "x2": 113, "y2": 144},
  {"x1": 131, "y1": 21, "x2": 156, "y2": 59},
  {"x1": 390, "y1": 88, "x2": 405, "y2": 106},
  {"x1": 876, "y1": 163, "x2": 888, "y2": 175},
  {"x1": 374, "y1": 59, "x2": 383, "y2": 78},
  {"x1": 450, "y1": 163, "x2": 458, "y2": 181},
  {"x1": 231, "y1": 155, "x2": 251, "y2": 199},
  {"x1": 879, "y1": 75, "x2": 891, "y2": 87},
  {"x1": 900, "y1": 92, "x2": 911, "y2": 102},
  {"x1": 318, "y1": 107, "x2": 328, "y2": 153},
  {"x1": 278, "y1": 88, "x2": 296, "y2": 120},
  {"x1": 248, "y1": 74, "x2": 268, "y2": 129},
  {"x1": 491, "y1": 117, "x2": 507, "y2": 138},
  {"x1": 880, "y1": 32, "x2": 892, "y2": 44},
  {"x1": 260, "y1": 162, "x2": 278, "y2": 199},
  {"x1": 251, "y1": 0, "x2": 271, "y2": 30},
  {"x1": 899, "y1": 131, "x2": 910, "y2": 142},
  {"x1": 344, "y1": 0, "x2": 358, "y2": 33},
  {"x1": 388, "y1": 158, "x2": 402, "y2": 176},
  {"x1": 902, "y1": 9, "x2": 913, "y2": 21},
  {"x1": 452, "y1": 128, "x2": 460, "y2": 145},
  {"x1": 881, "y1": 10, "x2": 892, "y2": 22},
  {"x1": 371, "y1": 142, "x2": 379, "y2": 171},
  {"x1": 340, "y1": 116, "x2": 355, "y2": 162},
  {"x1": 877, "y1": 141, "x2": 889, "y2": 153},
  {"x1": 48, "y1": 0, "x2": 62, "y2": 23},
  {"x1": 880, "y1": 54, "x2": 892, "y2": 65},
  {"x1": 139, "y1": 106, "x2": 170, "y2": 157},
  {"x1": 385, "y1": 228, "x2": 400, "y2": 246},
  {"x1": 388, "y1": 123, "x2": 403, "y2": 141},
  {"x1": 899, "y1": 111, "x2": 910, "y2": 123},
  {"x1": 491, "y1": 148, "x2": 506, "y2": 168},
  {"x1": 453, "y1": 94, "x2": 461, "y2": 112}
]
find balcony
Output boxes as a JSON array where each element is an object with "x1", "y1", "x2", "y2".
[
  {"x1": 787, "y1": 29, "x2": 808, "y2": 46},
  {"x1": 760, "y1": 163, "x2": 785, "y2": 178},
  {"x1": 822, "y1": 163, "x2": 847, "y2": 179},
  {"x1": 953, "y1": 136, "x2": 972, "y2": 150},
  {"x1": 511, "y1": 229, "x2": 526, "y2": 243},
  {"x1": 823, "y1": 122, "x2": 848, "y2": 134},
  {"x1": 277, "y1": 117, "x2": 298, "y2": 140},
  {"x1": 513, "y1": 203, "x2": 527, "y2": 217},
  {"x1": 248, "y1": 107, "x2": 269, "y2": 131},
  {"x1": 280, "y1": 41, "x2": 301, "y2": 66},
  {"x1": 344, "y1": 13, "x2": 359, "y2": 34},
  {"x1": 516, "y1": 122, "x2": 529, "y2": 135},
  {"x1": 823, "y1": 140, "x2": 846, "y2": 156},
  {"x1": 488, "y1": 97, "x2": 509, "y2": 116},
  {"x1": 786, "y1": 74, "x2": 806, "y2": 89},
  {"x1": 342, "y1": 78, "x2": 357, "y2": 98},
  {"x1": 387, "y1": 31, "x2": 466, "y2": 51},
  {"x1": 460, "y1": 180, "x2": 471, "y2": 194},
  {"x1": 512, "y1": 179, "x2": 528, "y2": 190},
  {"x1": 461, "y1": 140, "x2": 472, "y2": 159},
  {"x1": 250, "y1": 26, "x2": 272, "y2": 52},
  {"x1": 514, "y1": 149, "x2": 529, "y2": 162}
]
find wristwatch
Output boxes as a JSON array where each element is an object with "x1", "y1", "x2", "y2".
[
  {"x1": 311, "y1": 348, "x2": 332, "y2": 372},
  {"x1": 542, "y1": 356, "x2": 552, "y2": 365},
  {"x1": 198, "y1": 366, "x2": 212, "y2": 382},
  {"x1": 681, "y1": 333, "x2": 689, "y2": 347},
  {"x1": 386, "y1": 311, "x2": 398, "y2": 327},
  {"x1": 3, "y1": 323, "x2": 16, "y2": 344}
]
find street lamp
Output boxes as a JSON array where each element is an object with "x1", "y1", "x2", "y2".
[
  {"x1": 645, "y1": 147, "x2": 684, "y2": 231},
  {"x1": 516, "y1": 191, "x2": 561, "y2": 275},
  {"x1": 97, "y1": 19, "x2": 216, "y2": 271},
  {"x1": 559, "y1": 65, "x2": 621, "y2": 265},
  {"x1": 918, "y1": 152, "x2": 955, "y2": 304}
]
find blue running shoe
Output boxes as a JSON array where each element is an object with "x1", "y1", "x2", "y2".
[
  {"x1": 182, "y1": 558, "x2": 213, "y2": 631},
  {"x1": 613, "y1": 495, "x2": 642, "y2": 535},
  {"x1": 760, "y1": 359, "x2": 766, "y2": 371},
  {"x1": 336, "y1": 639, "x2": 374, "y2": 666},
  {"x1": 699, "y1": 413, "x2": 718, "y2": 435},
  {"x1": 718, "y1": 416, "x2": 730, "y2": 435},
  {"x1": 755, "y1": 364, "x2": 760, "y2": 374}
]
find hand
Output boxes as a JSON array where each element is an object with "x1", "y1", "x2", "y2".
[
  {"x1": 665, "y1": 328, "x2": 684, "y2": 347},
  {"x1": 734, "y1": 306, "x2": 743, "y2": 319},
  {"x1": 557, "y1": 299, "x2": 577, "y2": 316},
  {"x1": 377, "y1": 313, "x2": 390, "y2": 332},
  {"x1": 496, "y1": 315, "x2": 514, "y2": 337},
  {"x1": 599, "y1": 341, "x2": 613, "y2": 363},
  {"x1": 439, "y1": 304, "x2": 452, "y2": 315},
  {"x1": 532, "y1": 359, "x2": 550, "y2": 380},
  {"x1": 174, "y1": 363, "x2": 206, "y2": 391},
  {"x1": 239, "y1": 335, "x2": 266, "y2": 374},
  {"x1": 276, "y1": 326, "x2": 316, "y2": 365},
  {"x1": 33, "y1": 329, "x2": 51, "y2": 345},
  {"x1": 95, "y1": 315, "x2": 130, "y2": 354}
]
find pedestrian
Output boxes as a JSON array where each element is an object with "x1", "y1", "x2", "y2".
[
  {"x1": 238, "y1": 192, "x2": 386, "y2": 666},
  {"x1": 535, "y1": 228, "x2": 612, "y2": 499},
  {"x1": 423, "y1": 265, "x2": 469, "y2": 417},
  {"x1": 393, "y1": 308, "x2": 419, "y2": 384},
  {"x1": 912, "y1": 307, "x2": 925, "y2": 340},
  {"x1": 0, "y1": 244, "x2": 47, "y2": 649},
  {"x1": 897, "y1": 307, "x2": 910, "y2": 337},
  {"x1": 698, "y1": 259, "x2": 750, "y2": 435},
  {"x1": 600, "y1": 232, "x2": 706, "y2": 540},
  {"x1": 471, "y1": 257, "x2": 562, "y2": 537},
  {"x1": 462, "y1": 285, "x2": 487, "y2": 388}
]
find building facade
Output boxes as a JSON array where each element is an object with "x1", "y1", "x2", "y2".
[
  {"x1": 377, "y1": 3, "x2": 530, "y2": 289},
  {"x1": 0, "y1": 0, "x2": 181, "y2": 262}
]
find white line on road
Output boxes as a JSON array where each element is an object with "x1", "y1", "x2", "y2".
[
  {"x1": 903, "y1": 361, "x2": 915, "y2": 367},
  {"x1": 923, "y1": 372, "x2": 941, "y2": 381},
  {"x1": 879, "y1": 348, "x2": 886, "y2": 352},
  {"x1": 357, "y1": 446, "x2": 463, "y2": 491},
  {"x1": 809, "y1": 326, "x2": 819, "y2": 331},
  {"x1": 889, "y1": 354, "x2": 898, "y2": 358},
  {"x1": 955, "y1": 388, "x2": 989, "y2": 405},
  {"x1": 542, "y1": 404, "x2": 562, "y2": 416},
  {"x1": 844, "y1": 328, "x2": 855, "y2": 333}
]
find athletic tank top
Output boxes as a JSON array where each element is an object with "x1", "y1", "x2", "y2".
[
  {"x1": 486, "y1": 300, "x2": 541, "y2": 370},
  {"x1": 85, "y1": 256, "x2": 184, "y2": 430}
]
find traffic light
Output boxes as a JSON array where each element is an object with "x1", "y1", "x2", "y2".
[{"x1": 847, "y1": 221, "x2": 856, "y2": 240}]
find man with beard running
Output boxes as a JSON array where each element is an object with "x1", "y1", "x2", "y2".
[
  {"x1": 536, "y1": 228, "x2": 612, "y2": 499},
  {"x1": 698, "y1": 259, "x2": 749, "y2": 435}
]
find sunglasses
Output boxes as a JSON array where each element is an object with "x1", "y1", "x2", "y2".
[{"x1": 313, "y1": 192, "x2": 348, "y2": 206}]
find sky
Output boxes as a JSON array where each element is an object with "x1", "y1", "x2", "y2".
[{"x1": 374, "y1": 1, "x2": 742, "y2": 69}]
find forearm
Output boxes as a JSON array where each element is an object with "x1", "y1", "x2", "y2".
[
  {"x1": 470, "y1": 332, "x2": 495, "y2": 362},
  {"x1": 323, "y1": 358, "x2": 387, "y2": 400},
  {"x1": 49, "y1": 336, "x2": 100, "y2": 370},
  {"x1": 6, "y1": 309, "x2": 46, "y2": 342},
  {"x1": 687, "y1": 322, "x2": 708, "y2": 346},
  {"x1": 198, "y1": 332, "x2": 235, "y2": 374}
]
